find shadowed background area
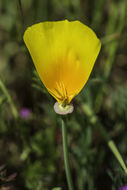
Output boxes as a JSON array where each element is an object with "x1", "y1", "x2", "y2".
[{"x1": 0, "y1": 0, "x2": 127, "y2": 190}]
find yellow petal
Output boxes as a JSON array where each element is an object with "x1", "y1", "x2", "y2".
[{"x1": 23, "y1": 20, "x2": 101, "y2": 104}]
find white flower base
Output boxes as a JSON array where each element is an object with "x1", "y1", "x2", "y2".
[{"x1": 54, "y1": 102, "x2": 74, "y2": 115}]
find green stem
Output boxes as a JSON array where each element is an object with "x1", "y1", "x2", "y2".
[
  {"x1": 17, "y1": 0, "x2": 25, "y2": 33},
  {"x1": 82, "y1": 103, "x2": 127, "y2": 174},
  {"x1": 61, "y1": 119, "x2": 74, "y2": 190},
  {"x1": 96, "y1": 122, "x2": 127, "y2": 174},
  {"x1": 108, "y1": 140, "x2": 127, "y2": 174},
  {"x1": 0, "y1": 79, "x2": 18, "y2": 120}
]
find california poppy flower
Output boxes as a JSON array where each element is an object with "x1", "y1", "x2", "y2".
[{"x1": 23, "y1": 20, "x2": 101, "y2": 114}]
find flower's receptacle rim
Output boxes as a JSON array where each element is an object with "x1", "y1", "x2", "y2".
[{"x1": 54, "y1": 102, "x2": 74, "y2": 115}]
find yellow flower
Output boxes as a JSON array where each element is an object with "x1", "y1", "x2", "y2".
[{"x1": 23, "y1": 20, "x2": 101, "y2": 114}]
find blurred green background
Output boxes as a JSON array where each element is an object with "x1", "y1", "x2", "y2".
[{"x1": 0, "y1": 0, "x2": 127, "y2": 190}]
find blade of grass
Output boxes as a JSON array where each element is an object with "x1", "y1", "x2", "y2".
[
  {"x1": 0, "y1": 79, "x2": 18, "y2": 119},
  {"x1": 108, "y1": 140, "x2": 127, "y2": 174},
  {"x1": 81, "y1": 103, "x2": 127, "y2": 174}
]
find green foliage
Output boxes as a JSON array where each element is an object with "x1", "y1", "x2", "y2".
[
  {"x1": 52, "y1": 188, "x2": 62, "y2": 190},
  {"x1": 0, "y1": 0, "x2": 127, "y2": 190}
]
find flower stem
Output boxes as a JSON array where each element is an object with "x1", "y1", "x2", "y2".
[{"x1": 61, "y1": 119, "x2": 74, "y2": 190}]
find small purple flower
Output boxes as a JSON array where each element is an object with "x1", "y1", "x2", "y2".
[
  {"x1": 119, "y1": 185, "x2": 127, "y2": 190},
  {"x1": 19, "y1": 108, "x2": 31, "y2": 120}
]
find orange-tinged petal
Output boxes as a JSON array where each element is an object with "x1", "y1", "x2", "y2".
[{"x1": 23, "y1": 20, "x2": 101, "y2": 104}]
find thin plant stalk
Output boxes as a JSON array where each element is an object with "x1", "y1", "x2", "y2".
[
  {"x1": 108, "y1": 140, "x2": 127, "y2": 174},
  {"x1": 17, "y1": 0, "x2": 25, "y2": 34},
  {"x1": 98, "y1": 123, "x2": 127, "y2": 174},
  {"x1": 97, "y1": 124, "x2": 127, "y2": 174},
  {"x1": 0, "y1": 79, "x2": 18, "y2": 120},
  {"x1": 82, "y1": 104, "x2": 127, "y2": 174},
  {"x1": 61, "y1": 119, "x2": 74, "y2": 190}
]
